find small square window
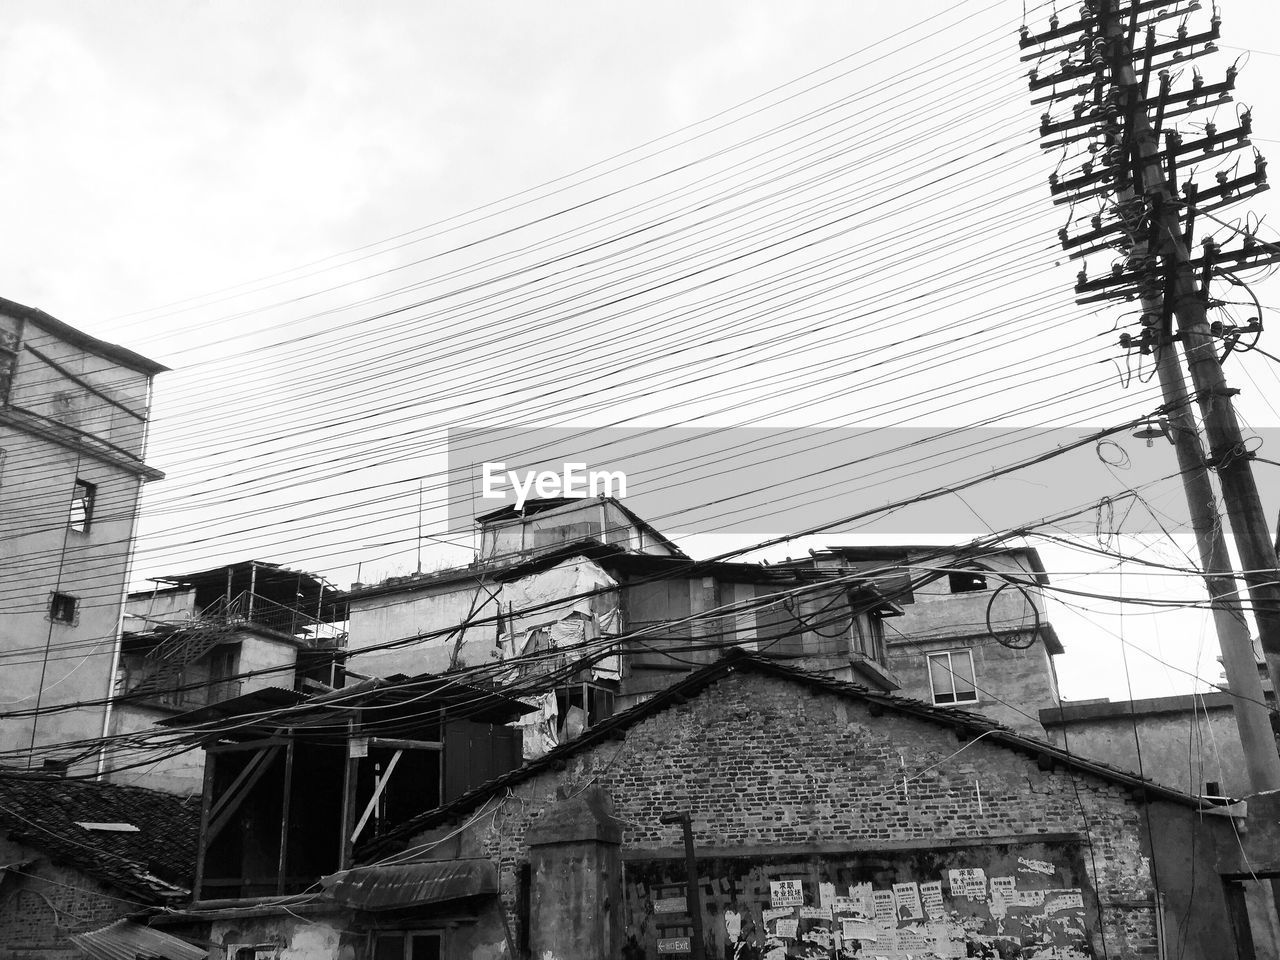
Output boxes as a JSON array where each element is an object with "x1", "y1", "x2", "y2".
[
  {"x1": 928, "y1": 650, "x2": 977, "y2": 705},
  {"x1": 70, "y1": 479, "x2": 96, "y2": 533},
  {"x1": 49, "y1": 592, "x2": 78, "y2": 625},
  {"x1": 948, "y1": 569, "x2": 987, "y2": 593}
]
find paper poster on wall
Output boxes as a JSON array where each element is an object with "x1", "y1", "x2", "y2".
[
  {"x1": 800, "y1": 905, "x2": 831, "y2": 920},
  {"x1": 891, "y1": 881, "x2": 924, "y2": 920},
  {"x1": 850, "y1": 881, "x2": 874, "y2": 918},
  {"x1": 919, "y1": 880, "x2": 945, "y2": 920},
  {"x1": 989, "y1": 876, "x2": 1017, "y2": 917},
  {"x1": 1044, "y1": 889, "x2": 1085, "y2": 914},
  {"x1": 763, "y1": 906, "x2": 793, "y2": 923},
  {"x1": 653, "y1": 896, "x2": 686, "y2": 914},
  {"x1": 841, "y1": 916, "x2": 877, "y2": 943},
  {"x1": 947, "y1": 867, "x2": 988, "y2": 901},
  {"x1": 724, "y1": 909, "x2": 742, "y2": 940},
  {"x1": 871, "y1": 889, "x2": 897, "y2": 926},
  {"x1": 1018, "y1": 856, "x2": 1055, "y2": 876},
  {"x1": 802, "y1": 927, "x2": 833, "y2": 950},
  {"x1": 774, "y1": 918, "x2": 799, "y2": 940},
  {"x1": 769, "y1": 879, "x2": 804, "y2": 908},
  {"x1": 818, "y1": 881, "x2": 836, "y2": 909}
]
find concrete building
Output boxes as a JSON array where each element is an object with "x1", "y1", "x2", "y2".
[
  {"x1": 0, "y1": 297, "x2": 166, "y2": 774},
  {"x1": 343, "y1": 497, "x2": 904, "y2": 756},
  {"x1": 104, "y1": 560, "x2": 346, "y2": 795},
  {"x1": 786, "y1": 545, "x2": 1063, "y2": 736}
]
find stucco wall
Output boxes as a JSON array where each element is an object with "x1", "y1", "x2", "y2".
[
  {"x1": 0, "y1": 309, "x2": 156, "y2": 772},
  {"x1": 347, "y1": 580, "x2": 493, "y2": 677},
  {"x1": 886, "y1": 634, "x2": 1059, "y2": 737},
  {"x1": 399, "y1": 670, "x2": 1231, "y2": 958},
  {"x1": 1043, "y1": 703, "x2": 1252, "y2": 799}
]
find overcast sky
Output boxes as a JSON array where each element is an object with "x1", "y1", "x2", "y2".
[{"x1": 4, "y1": 0, "x2": 1280, "y2": 703}]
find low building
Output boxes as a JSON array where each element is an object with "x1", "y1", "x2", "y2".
[
  {"x1": 0, "y1": 774, "x2": 196, "y2": 960},
  {"x1": 0, "y1": 297, "x2": 166, "y2": 773},
  {"x1": 144, "y1": 650, "x2": 1256, "y2": 959}
]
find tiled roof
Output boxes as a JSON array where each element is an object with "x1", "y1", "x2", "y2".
[
  {"x1": 360, "y1": 649, "x2": 1208, "y2": 859},
  {"x1": 0, "y1": 774, "x2": 198, "y2": 902}
]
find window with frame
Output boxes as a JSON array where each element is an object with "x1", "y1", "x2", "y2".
[
  {"x1": 49, "y1": 592, "x2": 78, "y2": 625},
  {"x1": 70, "y1": 478, "x2": 96, "y2": 533},
  {"x1": 372, "y1": 931, "x2": 442, "y2": 960},
  {"x1": 927, "y1": 650, "x2": 977, "y2": 705}
]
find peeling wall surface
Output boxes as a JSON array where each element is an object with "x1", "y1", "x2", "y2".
[
  {"x1": 404, "y1": 669, "x2": 1235, "y2": 959},
  {"x1": 625, "y1": 844, "x2": 1094, "y2": 958}
]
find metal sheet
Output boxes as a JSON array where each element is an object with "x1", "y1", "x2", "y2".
[
  {"x1": 320, "y1": 858, "x2": 497, "y2": 910},
  {"x1": 69, "y1": 919, "x2": 206, "y2": 960}
]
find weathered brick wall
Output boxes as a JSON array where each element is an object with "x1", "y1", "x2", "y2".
[
  {"x1": 0, "y1": 840, "x2": 131, "y2": 960},
  {"x1": 413, "y1": 669, "x2": 1169, "y2": 957}
]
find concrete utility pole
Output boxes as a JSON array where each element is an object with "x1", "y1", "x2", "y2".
[
  {"x1": 1021, "y1": 0, "x2": 1280, "y2": 794},
  {"x1": 1103, "y1": 9, "x2": 1280, "y2": 792}
]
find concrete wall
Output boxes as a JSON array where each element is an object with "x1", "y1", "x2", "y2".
[
  {"x1": 0, "y1": 835, "x2": 135, "y2": 960},
  {"x1": 401, "y1": 670, "x2": 1232, "y2": 959},
  {"x1": 0, "y1": 310, "x2": 157, "y2": 772},
  {"x1": 347, "y1": 579, "x2": 493, "y2": 677},
  {"x1": 1043, "y1": 700, "x2": 1253, "y2": 799},
  {"x1": 887, "y1": 633, "x2": 1058, "y2": 736}
]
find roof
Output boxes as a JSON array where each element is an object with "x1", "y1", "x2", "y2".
[
  {"x1": 1041, "y1": 689, "x2": 1238, "y2": 725},
  {"x1": 360, "y1": 650, "x2": 1208, "y2": 858},
  {"x1": 0, "y1": 296, "x2": 169, "y2": 376},
  {"x1": 319, "y1": 858, "x2": 497, "y2": 910},
  {"x1": 0, "y1": 775, "x2": 198, "y2": 902},
  {"x1": 814, "y1": 543, "x2": 1051, "y2": 586},
  {"x1": 474, "y1": 496, "x2": 688, "y2": 558},
  {"x1": 160, "y1": 673, "x2": 534, "y2": 741},
  {"x1": 147, "y1": 560, "x2": 344, "y2": 621},
  {"x1": 70, "y1": 919, "x2": 206, "y2": 960},
  {"x1": 346, "y1": 539, "x2": 898, "y2": 608}
]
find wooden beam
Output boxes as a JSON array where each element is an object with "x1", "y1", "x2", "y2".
[
  {"x1": 206, "y1": 746, "x2": 281, "y2": 844},
  {"x1": 350, "y1": 749, "x2": 404, "y2": 844},
  {"x1": 276, "y1": 738, "x2": 295, "y2": 896},
  {"x1": 192, "y1": 749, "x2": 217, "y2": 902},
  {"x1": 367, "y1": 737, "x2": 442, "y2": 751}
]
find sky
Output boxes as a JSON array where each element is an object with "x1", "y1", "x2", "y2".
[{"x1": 4, "y1": 0, "x2": 1280, "y2": 705}]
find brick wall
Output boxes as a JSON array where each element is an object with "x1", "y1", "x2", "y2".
[
  {"x1": 0, "y1": 839, "x2": 132, "y2": 960},
  {"x1": 410, "y1": 669, "x2": 1184, "y2": 957}
]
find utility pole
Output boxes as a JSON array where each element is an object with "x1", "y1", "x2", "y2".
[
  {"x1": 659, "y1": 811, "x2": 706, "y2": 960},
  {"x1": 1021, "y1": 1, "x2": 1280, "y2": 793}
]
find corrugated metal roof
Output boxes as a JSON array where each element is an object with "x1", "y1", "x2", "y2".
[
  {"x1": 320, "y1": 859, "x2": 496, "y2": 910},
  {"x1": 70, "y1": 920, "x2": 206, "y2": 960}
]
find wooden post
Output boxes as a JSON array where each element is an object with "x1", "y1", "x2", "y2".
[{"x1": 276, "y1": 737, "x2": 295, "y2": 895}]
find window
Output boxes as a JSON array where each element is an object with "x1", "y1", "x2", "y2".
[
  {"x1": 373, "y1": 932, "x2": 442, "y2": 960},
  {"x1": 947, "y1": 567, "x2": 988, "y2": 593},
  {"x1": 49, "y1": 592, "x2": 78, "y2": 625},
  {"x1": 555, "y1": 681, "x2": 616, "y2": 741},
  {"x1": 0, "y1": 328, "x2": 18, "y2": 404},
  {"x1": 70, "y1": 479, "x2": 96, "y2": 533},
  {"x1": 927, "y1": 650, "x2": 977, "y2": 704}
]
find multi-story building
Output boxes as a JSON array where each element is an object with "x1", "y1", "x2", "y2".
[
  {"x1": 0, "y1": 297, "x2": 166, "y2": 773},
  {"x1": 785, "y1": 544, "x2": 1063, "y2": 736},
  {"x1": 103, "y1": 560, "x2": 347, "y2": 794},
  {"x1": 343, "y1": 497, "x2": 904, "y2": 757}
]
